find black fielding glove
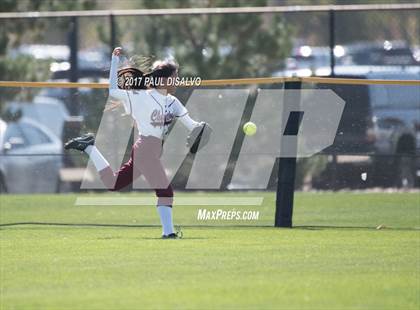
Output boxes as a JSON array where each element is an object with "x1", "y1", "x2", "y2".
[{"x1": 186, "y1": 122, "x2": 213, "y2": 154}]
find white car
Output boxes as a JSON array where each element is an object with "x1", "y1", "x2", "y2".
[
  {"x1": 0, "y1": 118, "x2": 62, "y2": 193},
  {"x1": 6, "y1": 96, "x2": 70, "y2": 139}
]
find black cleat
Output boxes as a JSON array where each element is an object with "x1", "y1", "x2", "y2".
[
  {"x1": 162, "y1": 233, "x2": 180, "y2": 239},
  {"x1": 162, "y1": 228, "x2": 183, "y2": 239},
  {"x1": 64, "y1": 133, "x2": 95, "y2": 152}
]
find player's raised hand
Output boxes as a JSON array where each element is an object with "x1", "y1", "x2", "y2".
[{"x1": 112, "y1": 47, "x2": 123, "y2": 56}]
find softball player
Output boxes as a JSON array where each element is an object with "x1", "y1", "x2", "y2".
[{"x1": 65, "y1": 47, "x2": 211, "y2": 238}]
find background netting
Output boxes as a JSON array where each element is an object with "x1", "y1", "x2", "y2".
[
  {"x1": 0, "y1": 3, "x2": 419, "y2": 229},
  {"x1": 0, "y1": 78, "x2": 418, "y2": 228}
]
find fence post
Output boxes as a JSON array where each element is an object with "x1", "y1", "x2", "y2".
[
  {"x1": 275, "y1": 80, "x2": 302, "y2": 228},
  {"x1": 68, "y1": 16, "x2": 79, "y2": 115},
  {"x1": 329, "y1": 9, "x2": 336, "y2": 77},
  {"x1": 109, "y1": 14, "x2": 116, "y2": 53}
]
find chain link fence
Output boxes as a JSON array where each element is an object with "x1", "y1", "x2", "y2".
[{"x1": 0, "y1": 4, "x2": 419, "y2": 193}]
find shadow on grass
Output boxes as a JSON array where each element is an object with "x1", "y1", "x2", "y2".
[
  {"x1": 0, "y1": 222, "x2": 158, "y2": 229},
  {"x1": 0, "y1": 222, "x2": 419, "y2": 231},
  {"x1": 141, "y1": 237, "x2": 209, "y2": 240},
  {"x1": 0, "y1": 222, "x2": 271, "y2": 229},
  {"x1": 294, "y1": 225, "x2": 420, "y2": 231}
]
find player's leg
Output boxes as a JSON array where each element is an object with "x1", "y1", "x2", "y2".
[
  {"x1": 155, "y1": 185, "x2": 176, "y2": 238},
  {"x1": 64, "y1": 133, "x2": 140, "y2": 191},
  {"x1": 95, "y1": 149, "x2": 139, "y2": 191},
  {"x1": 140, "y1": 161, "x2": 176, "y2": 237},
  {"x1": 135, "y1": 136, "x2": 177, "y2": 238}
]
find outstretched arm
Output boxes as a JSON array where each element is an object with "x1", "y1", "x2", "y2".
[
  {"x1": 108, "y1": 47, "x2": 131, "y2": 111},
  {"x1": 173, "y1": 98, "x2": 200, "y2": 131},
  {"x1": 178, "y1": 113, "x2": 200, "y2": 131},
  {"x1": 109, "y1": 53, "x2": 120, "y2": 89},
  {"x1": 109, "y1": 46, "x2": 124, "y2": 89}
]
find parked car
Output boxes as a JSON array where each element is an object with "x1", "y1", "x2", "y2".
[
  {"x1": 37, "y1": 77, "x2": 108, "y2": 116},
  {"x1": 9, "y1": 44, "x2": 110, "y2": 71},
  {"x1": 6, "y1": 96, "x2": 70, "y2": 138},
  {"x1": 340, "y1": 41, "x2": 419, "y2": 66},
  {"x1": 9, "y1": 44, "x2": 70, "y2": 62},
  {"x1": 313, "y1": 66, "x2": 420, "y2": 188},
  {"x1": 273, "y1": 45, "x2": 346, "y2": 77},
  {"x1": 0, "y1": 118, "x2": 62, "y2": 193}
]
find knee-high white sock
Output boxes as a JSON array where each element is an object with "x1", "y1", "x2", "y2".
[
  {"x1": 157, "y1": 205, "x2": 174, "y2": 236},
  {"x1": 85, "y1": 145, "x2": 110, "y2": 172}
]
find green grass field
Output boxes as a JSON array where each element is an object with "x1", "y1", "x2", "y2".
[{"x1": 1, "y1": 192, "x2": 419, "y2": 309}]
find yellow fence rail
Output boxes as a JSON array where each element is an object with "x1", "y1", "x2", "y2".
[{"x1": 0, "y1": 77, "x2": 419, "y2": 88}]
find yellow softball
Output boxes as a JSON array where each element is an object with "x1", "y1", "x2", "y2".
[{"x1": 243, "y1": 122, "x2": 257, "y2": 136}]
